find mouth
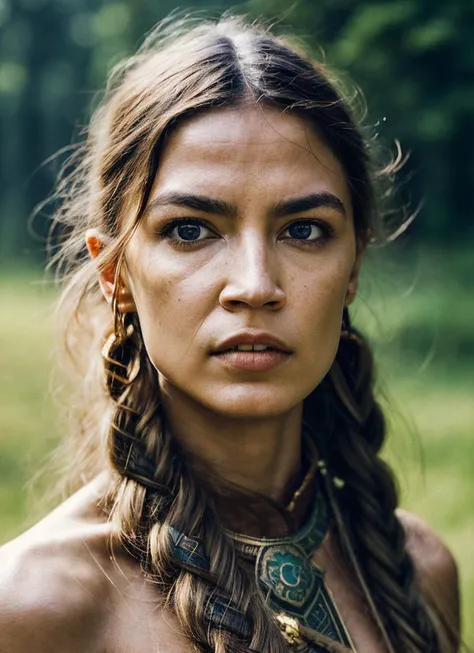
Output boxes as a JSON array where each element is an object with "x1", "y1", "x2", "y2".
[
  {"x1": 212, "y1": 331, "x2": 292, "y2": 356},
  {"x1": 211, "y1": 332, "x2": 292, "y2": 372},
  {"x1": 222, "y1": 344, "x2": 279, "y2": 353}
]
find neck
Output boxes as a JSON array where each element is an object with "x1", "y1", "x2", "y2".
[{"x1": 160, "y1": 383, "x2": 303, "y2": 503}]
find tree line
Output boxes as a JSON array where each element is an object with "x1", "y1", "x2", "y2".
[{"x1": 0, "y1": 0, "x2": 472, "y2": 264}]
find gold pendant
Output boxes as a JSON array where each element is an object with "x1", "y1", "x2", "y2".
[{"x1": 276, "y1": 613, "x2": 306, "y2": 650}]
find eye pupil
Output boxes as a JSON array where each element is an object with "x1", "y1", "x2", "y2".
[
  {"x1": 177, "y1": 224, "x2": 201, "y2": 241},
  {"x1": 289, "y1": 223, "x2": 312, "y2": 239}
]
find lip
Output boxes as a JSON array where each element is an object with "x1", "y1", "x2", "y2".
[
  {"x1": 213, "y1": 349, "x2": 290, "y2": 372},
  {"x1": 212, "y1": 331, "x2": 293, "y2": 355}
]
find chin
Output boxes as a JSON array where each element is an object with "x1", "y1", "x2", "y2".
[{"x1": 202, "y1": 384, "x2": 306, "y2": 420}]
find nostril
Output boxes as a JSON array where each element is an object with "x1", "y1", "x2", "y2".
[{"x1": 218, "y1": 277, "x2": 286, "y2": 311}]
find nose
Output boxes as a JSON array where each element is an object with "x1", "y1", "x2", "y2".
[{"x1": 219, "y1": 236, "x2": 286, "y2": 312}]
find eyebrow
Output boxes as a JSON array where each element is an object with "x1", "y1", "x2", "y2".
[
  {"x1": 144, "y1": 190, "x2": 346, "y2": 219},
  {"x1": 272, "y1": 192, "x2": 346, "y2": 218}
]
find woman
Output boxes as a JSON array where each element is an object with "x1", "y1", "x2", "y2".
[{"x1": 0, "y1": 15, "x2": 460, "y2": 653}]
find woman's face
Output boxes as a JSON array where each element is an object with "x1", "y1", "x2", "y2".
[{"x1": 124, "y1": 105, "x2": 362, "y2": 418}]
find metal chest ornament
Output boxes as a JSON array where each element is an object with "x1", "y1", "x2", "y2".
[{"x1": 228, "y1": 473, "x2": 354, "y2": 650}]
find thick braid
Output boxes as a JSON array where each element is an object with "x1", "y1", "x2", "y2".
[
  {"x1": 101, "y1": 312, "x2": 291, "y2": 653},
  {"x1": 98, "y1": 306, "x2": 441, "y2": 653},
  {"x1": 310, "y1": 317, "x2": 441, "y2": 652}
]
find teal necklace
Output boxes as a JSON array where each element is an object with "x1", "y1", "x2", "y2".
[
  {"x1": 169, "y1": 470, "x2": 354, "y2": 651},
  {"x1": 123, "y1": 418, "x2": 353, "y2": 649},
  {"x1": 226, "y1": 472, "x2": 354, "y2": 651}
]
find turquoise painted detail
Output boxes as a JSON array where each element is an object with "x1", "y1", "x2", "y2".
[
  {"x1": 261, "y1": 545, "x2": 315, "y2": 607},
  {"x1": 169, "y1": 444, "x2": 354, "y2": 650},
  {"x1": 230, "y1": 473, "x2": 354, "y2": 649}
]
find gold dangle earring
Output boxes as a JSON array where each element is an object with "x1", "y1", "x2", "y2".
[{"x1": 101, "y1": 312, "x2": 140, "y2": 400}]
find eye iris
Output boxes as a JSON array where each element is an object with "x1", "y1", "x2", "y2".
[
  {"x1": 177, "y1": 224, "x2": 201, "y2": 241},
  {"x1": 289, "y1": 223, "x2": 312, "y2": 239}
]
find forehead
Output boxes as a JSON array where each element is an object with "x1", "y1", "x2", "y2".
[{"x1": 152, "y1": 105, "x2": 351, "y2": 210}]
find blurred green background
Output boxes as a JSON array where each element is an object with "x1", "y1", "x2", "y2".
[{"x1": 0, "y1": 0, "x2": 472, "y2": 646}]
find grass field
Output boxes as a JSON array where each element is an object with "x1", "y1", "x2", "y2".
[{"x1": 0, "y1": 246, "x2": 473, "y2": 645}]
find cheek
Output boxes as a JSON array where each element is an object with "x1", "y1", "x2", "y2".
[
  {"x1": 294, "y1": 255, "x2": 352, "y2": 322},
  {"x1": 128, "y1": 249, "x2": 219, "y2": 366},
  {"x1": 294, "y1": 259, "x2": 352, "y2": 369}
]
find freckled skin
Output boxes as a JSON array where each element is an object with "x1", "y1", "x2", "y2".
[
  {"x1": 126, "y1": 105, "x2": 361, "y2": 420},
  {"x1": 0, "y1": 105, "x2": 459, "y2": 653}
]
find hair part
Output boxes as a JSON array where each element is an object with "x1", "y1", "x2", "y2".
[{"x1": 46, "y1": 13, "x2": 447, "y2": 653}]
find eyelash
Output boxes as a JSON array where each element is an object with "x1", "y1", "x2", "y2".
[
  {"x1": 158, "y1": 217, "x2": 334, "y2": 249},
  {"x1": 158, "y1": 218, "x2": 217, "y2": 249}
]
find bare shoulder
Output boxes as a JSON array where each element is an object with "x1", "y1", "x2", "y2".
[
  {"x1": 0, "y1": 473, "x2": 117, "y2": 653},
  {"x1": 397, "y1": 508, "x2": 460, "y2": 640},
  {"x1": 397, "y1": 509, "x2": 459, "y2": 585}
]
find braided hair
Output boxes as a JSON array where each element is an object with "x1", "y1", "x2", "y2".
[
  {"x1": 48, "y1": 14, "x2": 451, "y2": 653},
  {"x1": 101, "y1": 311, "x2": 347, "y2": 652},
  {"x1": 304, "y1": 308, "x2": 441, "y2": 652}
]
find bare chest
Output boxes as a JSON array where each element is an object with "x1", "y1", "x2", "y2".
[{"x1": 104, "y1": 544, "x2": 387, "y2": 653}]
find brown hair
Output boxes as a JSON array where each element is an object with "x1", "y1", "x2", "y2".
[{"x1": 48, "y1": 14, "x2": 449, "y2": 653}]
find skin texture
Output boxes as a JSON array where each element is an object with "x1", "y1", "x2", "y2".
[
  {"x1": 92, "y1": 105, "x2": 363, "y2": 499},
  {"x1": 0, "y1": 475, "x2": 460, "y2": 653},
  {"x1": 0, "y1": 106, "x2": 460, "y2": 652}
]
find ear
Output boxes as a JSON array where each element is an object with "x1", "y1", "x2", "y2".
[
  {"x1": 85, "y1": 228, "x2": 137, "y2": 313},
  {"x1": 344, "y1": 238, "x2": 365, "y2": 307}
]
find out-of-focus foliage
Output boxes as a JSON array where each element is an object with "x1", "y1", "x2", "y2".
[
  {"x1": 0, "y1": 0, "x2": 472, "y2": 264},
  {"x1": 0, "y1": 0, "x2": 238, "y2": 264},
  {"x1": 246, "y1": 0, "x2": 474, "y2": 242}
]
